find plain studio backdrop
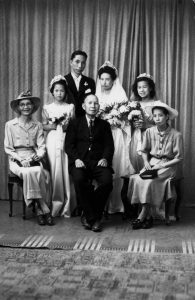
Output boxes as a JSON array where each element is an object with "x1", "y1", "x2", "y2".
[{"x1": 0, "y1": 0, "x2": 195, "y2": 204}]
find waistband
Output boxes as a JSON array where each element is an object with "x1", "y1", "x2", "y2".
[{"x1": 15, "y1": 147, "x2": 34, "y2": 151}]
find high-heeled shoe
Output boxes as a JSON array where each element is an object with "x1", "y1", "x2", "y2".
[{"x1": 142, "y1": 217, "x2": 153, "y2": 229}]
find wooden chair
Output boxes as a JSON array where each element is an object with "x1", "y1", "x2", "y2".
[
  {"x1": 8, "y1": 172, "x2": 35, "y2": 219},
  {"x1": 165, "y1": 177, "x2": 183, "y2": 224}
]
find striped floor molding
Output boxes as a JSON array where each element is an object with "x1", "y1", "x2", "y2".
[
  {"x1": 20, "y1": 235, "x2": 53, "y2": 248},
  {"x1": 182, "y1": 240, "x2": 195, "y2": 254},
  {"x1": 73, "y1": 237, "x2": 104, "y2": 251},
  {"x1": 127, "y1": 239, "x2": 155, "y2": 253}
]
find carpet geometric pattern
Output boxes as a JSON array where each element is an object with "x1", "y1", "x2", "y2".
[{"x1": 0, "y1": 248, "x2": 195, "y2": 300}]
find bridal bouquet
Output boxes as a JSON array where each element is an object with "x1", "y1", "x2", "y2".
[{"x1": 97, "y1": 100, "x2": 143, "y2": 128}]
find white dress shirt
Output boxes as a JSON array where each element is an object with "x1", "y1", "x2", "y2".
[{"x1": 71, "y1": 72, "x2": 82, "y2": 91}]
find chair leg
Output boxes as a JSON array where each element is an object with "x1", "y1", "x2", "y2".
[
  {"x1": 174, "y1": 182, "x2": 182, "y2": 221},
  {"x1": 22, "y1": 196, "x2": 26, "y2": 220},
  {"x1": 8, "y1": 182, "x2": 13, "y2": 217},
  {"x1": 165, "y1": 201, "x2": 171, "y2": 225},
  {"x1": 32, "y1": 201, "x2": 36, "y2": 214}
]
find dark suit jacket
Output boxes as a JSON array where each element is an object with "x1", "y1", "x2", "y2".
[
  {"x1": 65, "y1": 116, "x2": 114, "y2": 171},
  {"x1": 65, "y1": 73, "x2": 96, "y2": 118}
]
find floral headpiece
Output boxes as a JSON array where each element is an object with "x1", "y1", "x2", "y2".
[
  {"x1": 49, "y1": 75, "x2": 67, "y2": 91},
  {"x1": 98, "y1": 61, "x2": 118, "y2": 77},
  {"x1": 137, "y1": 73, "x2": 154, "y2": 81}
]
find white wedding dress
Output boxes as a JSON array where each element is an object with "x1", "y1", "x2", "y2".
[{"x1": 43, "y1": 102, "x2": 76, "y2": 217}]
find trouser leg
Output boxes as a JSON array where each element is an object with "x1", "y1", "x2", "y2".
[
  {"x1": 92, "y1": 167, "x2": 113, "y2": 220},
  {"x1": 71, "y1": 167, "x2": 94, "y2": 222}
]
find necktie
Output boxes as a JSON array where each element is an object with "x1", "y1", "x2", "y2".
[{"x1": 89, "y1": 120, "x2": 94, "y2": 151}]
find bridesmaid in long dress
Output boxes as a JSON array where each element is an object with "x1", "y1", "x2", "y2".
[
  {"x1": 130, "y1": 73, "x2": 157, "y2": 173},
  {"x1": 42, "y1": 75, "x2": 76, "y2": 217}
]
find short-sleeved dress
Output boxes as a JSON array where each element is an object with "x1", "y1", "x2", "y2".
[
  {"x1": 42, "y1": 102, "x2": 76, "y2": 217},
  {"x1": 128, "y1": 125, "x2": 183, "y2": 208}
]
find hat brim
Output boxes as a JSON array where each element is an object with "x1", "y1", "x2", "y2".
[
  {"x1": 146, "y1": 101, "x2": 178, "y2": 120},
  {"x1": 10, "y1": 96, "x2": 41, "y2": 114}
]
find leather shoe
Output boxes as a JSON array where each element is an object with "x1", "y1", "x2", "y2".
[
  {"x1": 142, "y1": 217, "x2": 153, "y2": 229},
  {"x1": 71, "y1": 207, "x2": 82, "y2": 217},
  {"x1": 37, "y1": 214, "x2": 46, "y2": 226},
  {"x1": 92, "y1": 220, "x2": 102, "y2": 232},
  {"x1": 82, "y1": 217, "x2": 92, "y2": 230},
  {"x1": 45, "y1": 213, "x2": 55, "y2": 226},
  {"x1": 132, "y1": 219, "x2": 144, "y2": 230}
]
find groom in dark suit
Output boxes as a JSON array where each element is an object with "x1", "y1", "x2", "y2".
[
  {"x1": 65, "y1": 50, "x2": 96, "y2": 118},
  {"x1": 65, "y1": 94, "x2": 114, "y2": 232}
]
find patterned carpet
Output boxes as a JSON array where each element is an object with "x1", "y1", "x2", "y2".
[{"x1": 0, "y1": 247, "x2": 195, "y2": 300}]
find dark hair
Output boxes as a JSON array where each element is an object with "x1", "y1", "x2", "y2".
[
  {"x1": 83, "y1": 93, "x2": 97, "y2": 102},
  {"x1": 132, "y1": 77, "x2": 156, "y2": 100},
  {"x1": 50, "y1": 79, "x2": 68, "y2": 95},
  {"x1": 98, "y1": 66, "x2": 117, "y2": 81},
  {"x1": 71, "y1": 50, "x2": 88, "y2": 60},
  {"x1": 152, "y1": 106, "x2": 169, "y2": 116}
]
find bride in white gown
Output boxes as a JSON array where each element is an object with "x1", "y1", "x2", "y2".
[
  {"x1": 42, "y1": 75, "x2": 76, "y2": 217},
  {"x1": 96, "y1": 61, "x2": 134, "y2": 214}
]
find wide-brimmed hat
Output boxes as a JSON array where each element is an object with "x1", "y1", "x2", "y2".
[
  {"x1": 10, "y1": 91, "x2": 41, "y2": 114},
  {"x1": 147, "y1": 100, "x2": 178, "y2": 120}
]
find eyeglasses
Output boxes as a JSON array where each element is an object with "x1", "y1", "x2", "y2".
[{"x1": 19, "y1": 103, "x2": 33, "y2": 108}]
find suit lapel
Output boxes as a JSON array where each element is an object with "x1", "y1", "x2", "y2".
[
  {"x1": 66, "y1": 73, "x2": 78, "y2": 95},
  {"x1": 80, "y1": 116, "x2": 90, "y2": 138},
  {"x1": 93, "y1": 117, "x2": 101, "y2": 137}
]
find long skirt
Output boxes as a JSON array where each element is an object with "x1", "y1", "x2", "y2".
[
  {"x1": 9, "y1": 160, "x2": 51, "y2": 210},
  {"x1": 128, "y1": 157, "x2": 177, "y2": 209},
  {"x1": 46, "y1": 126, "x2": 76, "y2": 217}
]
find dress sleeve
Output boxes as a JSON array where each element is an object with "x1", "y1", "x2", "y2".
[
  {"x1": 173, "y1": 132, "x2": 183, "y2": 161},
  {"x1": 141, "y1": 128, "x2": 152, "y2": 153},
  {"x1": 35, "y1": 123, "x2": 46, "y2": 158},
  {"x1": 42, "y1": 106, "x2": 49, "y2": 125},
  {"x1": 4, "y1": 122, "x2": 22, "y2": 162}
]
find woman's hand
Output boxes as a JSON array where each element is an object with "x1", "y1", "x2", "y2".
[
  {"x1": 32, "y1": 154, "x2": 41, "y2": 161},
  {"x1": 133, "y1": 119, "x2": 144, "y2": 129},
  {"x1": 144, "y1": 161, "x2": 152, "y2": 170},
  {"x1": 62, "y1": 118, "x2": 70, "y2": 132},
  {"x1": 20, "y1": 160, "x2": 31, "y2": 167}
]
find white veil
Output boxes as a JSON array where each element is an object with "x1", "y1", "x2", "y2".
[{"x1": 96, "y1": 61, "x2": 128, "y2": 107}]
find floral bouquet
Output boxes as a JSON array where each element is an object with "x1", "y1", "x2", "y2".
[
  {"x1": 97, "y1": 100, "x2": 143, "y2": 129},
  {"x1": 48, "y1": 113, "x2": 70, "y2": 126},
  {"x1": 127, "y1": 101, "x2": 144, "y2": 155}
]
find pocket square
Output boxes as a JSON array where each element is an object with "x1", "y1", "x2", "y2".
[{"x1": 85, "y1": 88, "x2": 91, "y2": 93}]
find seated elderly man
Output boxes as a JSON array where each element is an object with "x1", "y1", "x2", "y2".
[{"x1": 65, "y1": 94, "x2": 114, "y2": 232}]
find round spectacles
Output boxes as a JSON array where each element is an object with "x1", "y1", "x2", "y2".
[{"x1": 19, "y1": 103, "x2": 33, "y2": 108}]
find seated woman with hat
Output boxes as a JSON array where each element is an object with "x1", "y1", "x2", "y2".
[
  {"x1": 4, "y1": 91, "x2": 54, "y2": 226},
  {"x1": 128, "y1": 101, "x2": 183, "y2": 229}
]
